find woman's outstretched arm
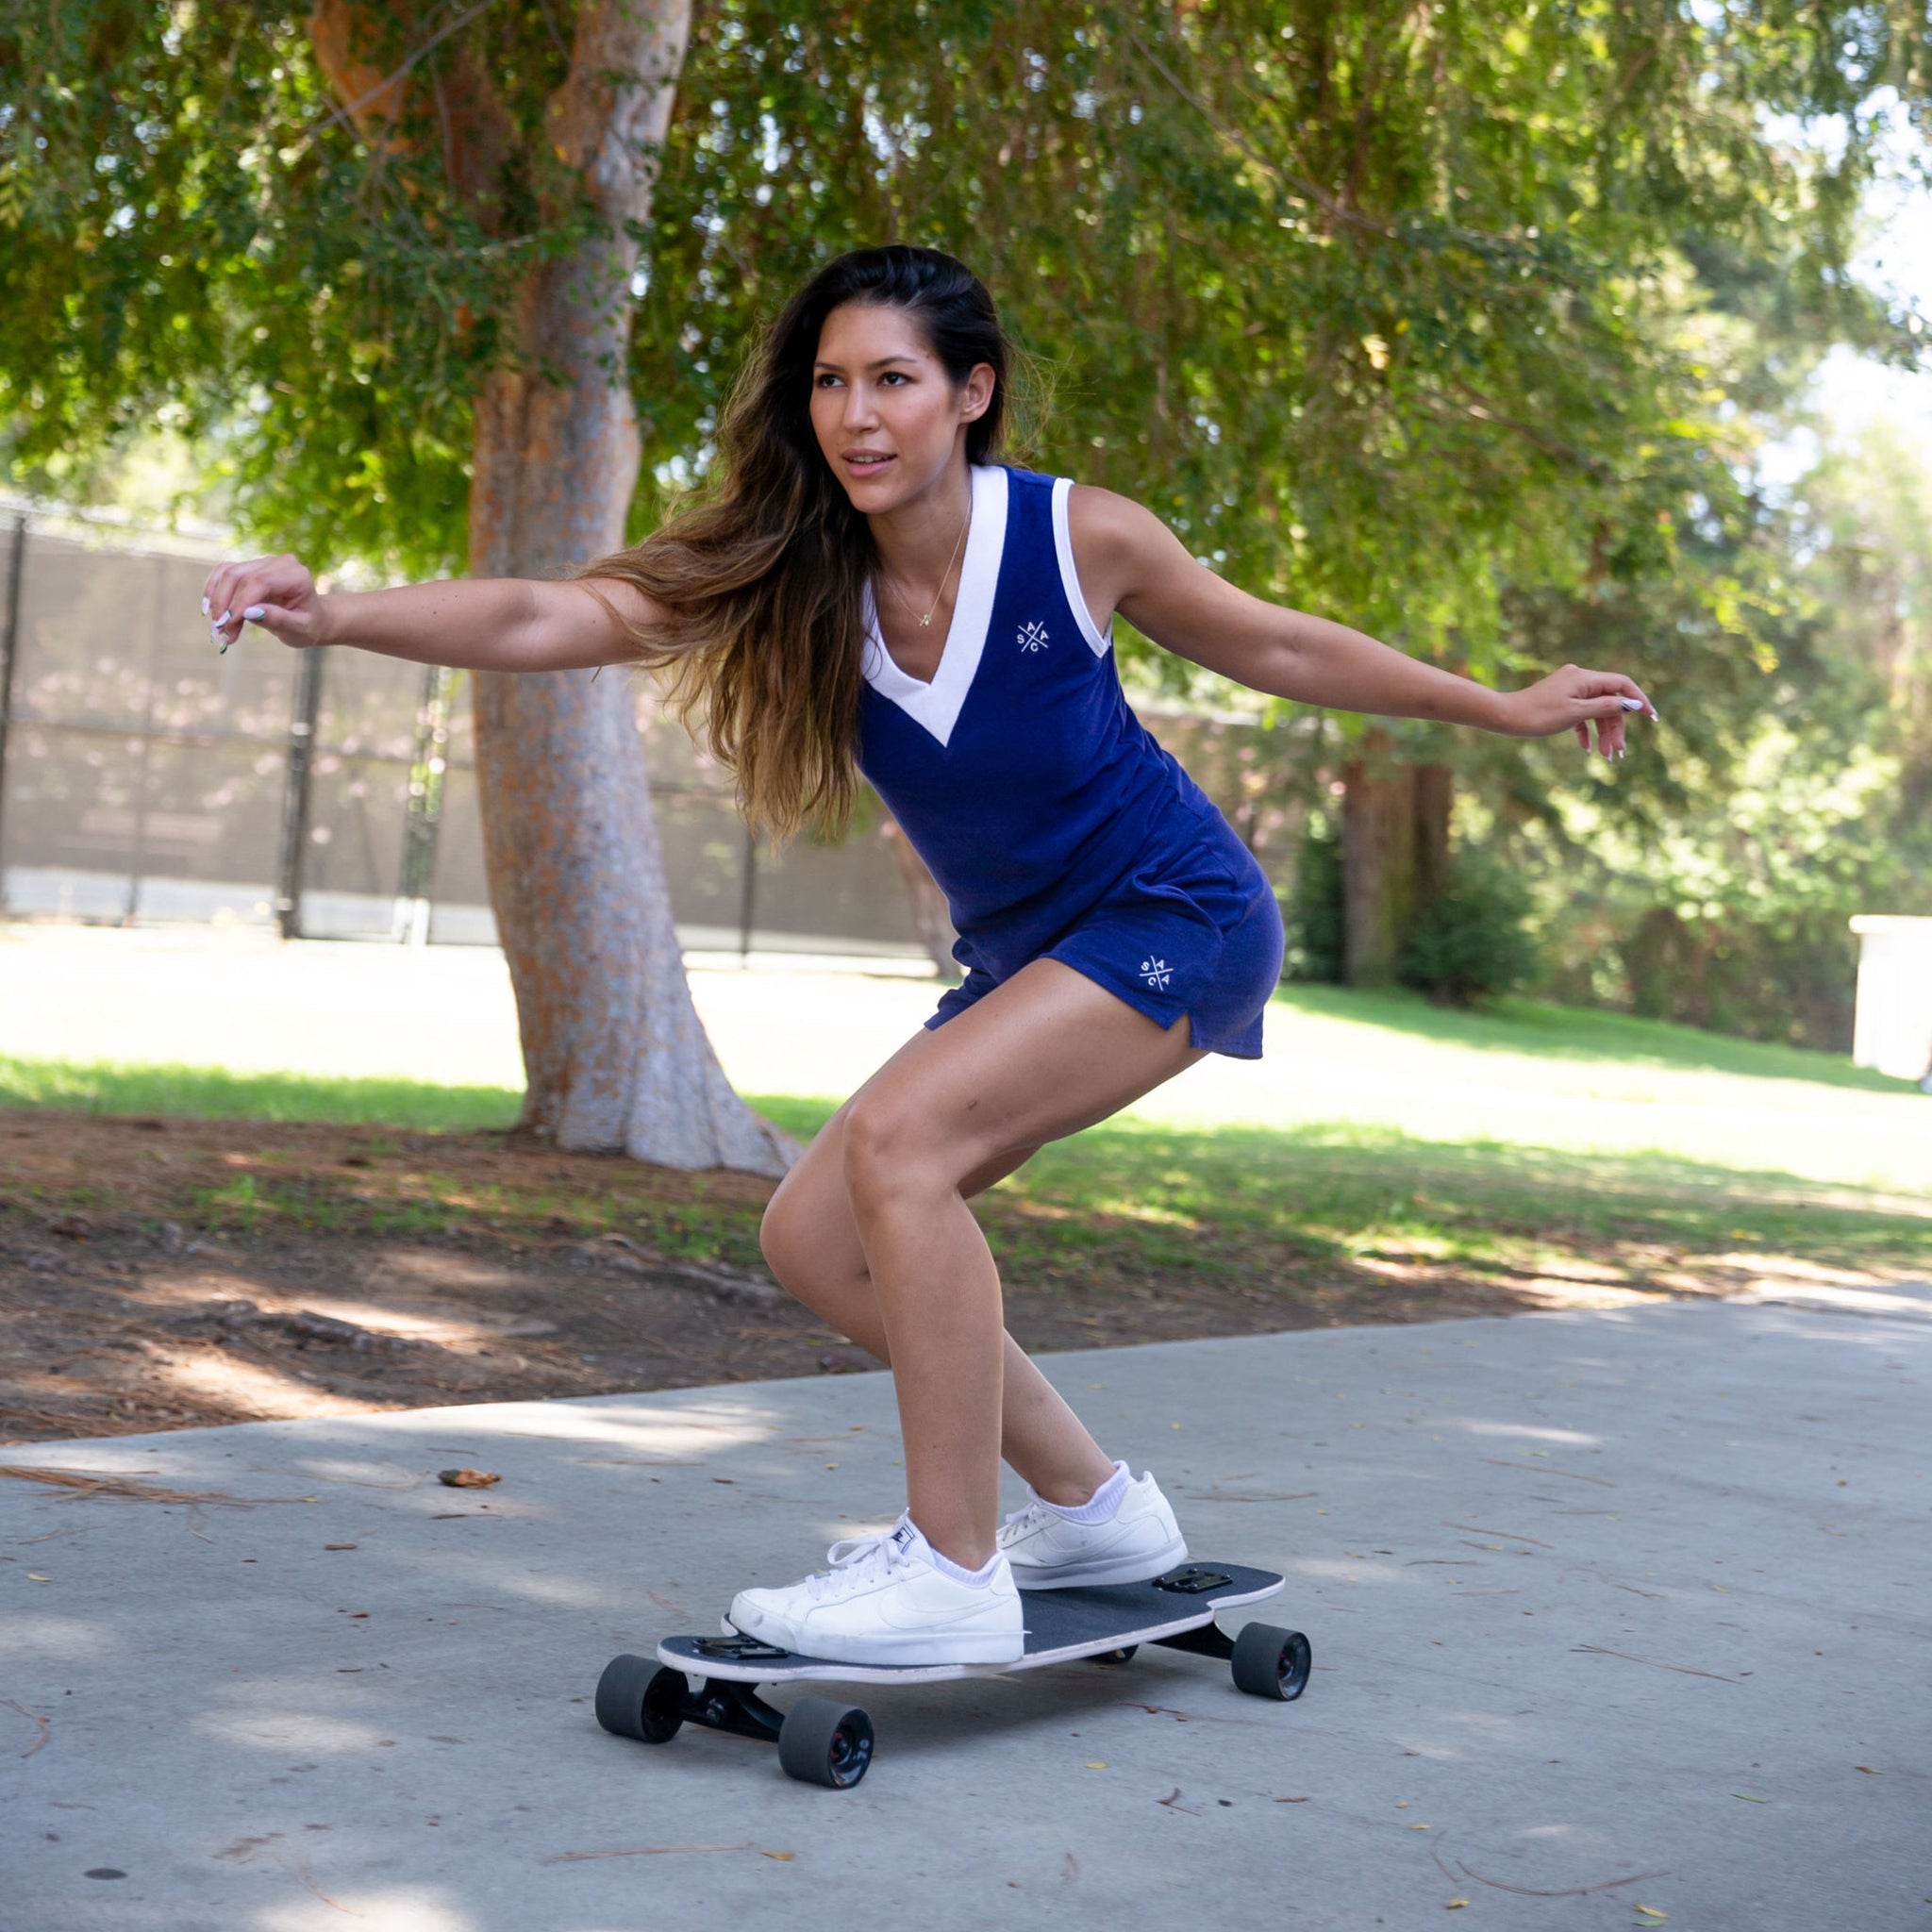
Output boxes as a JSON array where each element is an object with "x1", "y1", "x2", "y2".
[
  {"x1": 1067, "y1": 487, "x2": 1655, "y2": 758},
  {"x1": 196, "y1": 554, "x2": 662, "y2": 673}
]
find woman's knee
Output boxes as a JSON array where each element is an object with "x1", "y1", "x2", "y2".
[
  {"x1": 759, "y1": 1172, "x2": 833, "y2": 1289},
  {"x1": 758, "y1": 1126, "x2": 861, "y2": 1293},
  {"x1": 758, "y1": 1188, "x2": 806, "y2": 1286},
  {"x1": 841, "y1": 1087, "x2": 974, "y2": 1209}
]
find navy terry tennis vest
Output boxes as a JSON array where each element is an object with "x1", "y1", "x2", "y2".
[{"x1": 855, "y1": 463, "x2": 1237, "y2": 981}]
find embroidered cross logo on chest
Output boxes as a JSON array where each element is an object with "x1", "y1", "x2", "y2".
[{"x1": 1017, "y1": 619, "x2": 1050, "y2": 654}]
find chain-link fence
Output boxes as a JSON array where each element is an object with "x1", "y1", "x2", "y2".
[
  {"x1": 0, "y1": 506, "x2": 951, "y2": 960},
  {"x1": 0, "y1": 503, "x2": 1302, "y2": 964}
]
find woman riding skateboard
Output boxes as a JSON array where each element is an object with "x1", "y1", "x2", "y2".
[{"x1": 201, "y1": 244, "x2": 1651, "y2": 1668}]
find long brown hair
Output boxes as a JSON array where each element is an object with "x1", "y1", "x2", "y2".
[{"x1": 584, "y1": 245, "x2": 1017, "y2": 840}]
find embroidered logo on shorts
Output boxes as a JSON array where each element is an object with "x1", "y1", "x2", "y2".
[
  {"x1": 1140, "y1": 957, "x2": 1174, "y2": 991},
  {"x1": 1018, "y1": 619, "x2": 1050, "y2": 654}
]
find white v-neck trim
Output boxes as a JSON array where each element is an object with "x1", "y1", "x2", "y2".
[{"x1": 861, "y1": 463, "x2": 1008, "y2": 748}]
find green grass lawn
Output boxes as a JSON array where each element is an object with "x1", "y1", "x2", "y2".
[
  {"x1": 754, "y1": 1103, "x2": 1932, "y2": 1295},
  {"x1": 5, "y1": 987, "x2": 1927, "y2": 1300},
  {"x1": 1273, "y1": 984, "x2": 1911, "y2": 1095},
  {"x1": 0, "y1": 1057, "x2": 523, "y2": 1132},
  {"x1": 5, "y1": 985, "x2": 1914, "y2": 1127}
]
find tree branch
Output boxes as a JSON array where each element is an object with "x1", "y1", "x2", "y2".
[
  {"x1": 1120, "y1": 26, "x2": 1391, "y2": 240},
  {"x1": 303, "y1": 0, "x2": 504, "y2": 148},
  {"x1": 545, "y1": 0, "x2": 693, "y2": 228},
  {"x1": 306, "y1": 0, "x2": 517, "y2": 230}
]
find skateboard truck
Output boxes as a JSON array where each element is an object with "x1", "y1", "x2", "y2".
[
  {"x1": 598, "y1": 1657, "x2": 874, "y2": 1789},
  {"x1": 686, "y1": 1677, "x2": 788, "y2": 1745}
]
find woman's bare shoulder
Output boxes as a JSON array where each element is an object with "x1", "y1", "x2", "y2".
[{"x1": 1064, "y1": 482, "x2": 1193, "y2": 593}]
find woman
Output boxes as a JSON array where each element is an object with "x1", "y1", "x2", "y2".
[{"x1": 201, "y1": 244, "x2": 1651, "y2": 1668}]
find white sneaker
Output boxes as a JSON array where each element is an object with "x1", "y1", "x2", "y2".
[
  {"x1": 996, "y1": 1465, "x2": 1188, "y2": 1590},
  {"x1": 728, "y1": 1518, "x2": 1024, "y2": 1666}
]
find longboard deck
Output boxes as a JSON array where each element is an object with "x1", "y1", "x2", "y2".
[{"x1": 656, "y1": 1561, "x2": 1286, "y2": 1687}]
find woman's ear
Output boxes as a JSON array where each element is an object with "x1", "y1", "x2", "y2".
[{"x1": 958, "y1": 361, "x2": 995, "y2": 424}]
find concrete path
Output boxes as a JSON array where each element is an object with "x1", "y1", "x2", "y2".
[{"x1": 2, "y1": 1300, "x2": 1927, "y2": 1932}]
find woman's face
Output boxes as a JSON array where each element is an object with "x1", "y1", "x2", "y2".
[{"x1": 809, "y1": 300, "x2": 993, "y2": 513}]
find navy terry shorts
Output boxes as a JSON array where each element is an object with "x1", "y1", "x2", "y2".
[{"x1": 926, "y1": 838, "x2": 1285, "y2": 1060}]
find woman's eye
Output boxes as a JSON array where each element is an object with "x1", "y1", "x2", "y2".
[
  {"x1": 882, "y1": 372, "x2": 908, "y2": 385},
  {"x1": 815, "y1": 374, "x2": 841, "y2": 388}
]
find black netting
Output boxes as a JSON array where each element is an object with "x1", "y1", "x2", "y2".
[{"x1": 0, "y1": 518, "x2": 946, "y2": 960}]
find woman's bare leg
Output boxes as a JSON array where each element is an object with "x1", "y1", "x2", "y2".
[
  {"x1": 759, "y1": 958, "x2": 1204, "y2": 1569},
  {"x1": 763, "y1": 1121, "x2": 1112, "y2": 1506}
]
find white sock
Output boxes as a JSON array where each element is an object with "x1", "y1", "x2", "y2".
[
  {"x1": 906, "y1": 1518, "x2": 1002, "y2": 1587},
  {"x1": 1044, "y1": 1459, "x2": 1131, "y2": 1525}
]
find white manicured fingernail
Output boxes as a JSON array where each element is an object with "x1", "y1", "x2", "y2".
[
  {"x1": 214, "y1": 609, "x2": 231, "y2": 626},
  {"x1": 1621, "y1": 697, "x2": 1643, "y2": 711},
  {"x1": 201, "y1": 595, "x2": 210, "y2": 615},
  {"x1": 243, "y1": 605, "x2": 265, "y2": 621}
]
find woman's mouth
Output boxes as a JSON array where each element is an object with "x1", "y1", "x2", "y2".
[{"x1": 842, "y1": 450, "x2": 895, "y2": 475}]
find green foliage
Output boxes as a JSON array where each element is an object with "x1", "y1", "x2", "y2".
[
  {"x1": 1616, "y1": 905, "x2": 1856, "y2": 1046},
  {"x1": 6, "y1": 0, "x2": 1930, "y2": 1052},
  {"x1": 636, "y1": 0, "x2": 1923, "y2": 702},
  {"x1": 4, "y1": 0, "x2": 1924, "y2": 610},
  {"x1": 0, "y1": 8, "x2": 494, "y2": 569},
  {"x1": 1398, "y1": 845, "x2": 1540, "y2": 1005},
  {"x1": 1284, "y1": 811, "x2": 1345, "y2": 983},
  {"x1": 1498, "y1": 418, "x2": 1932, "y2": 1048}
]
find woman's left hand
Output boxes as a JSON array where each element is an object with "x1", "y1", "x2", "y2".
[{"x1": 1495, "y1": 664, "x2": 1657, "y2": 759}]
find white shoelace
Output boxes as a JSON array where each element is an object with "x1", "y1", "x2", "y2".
[
  {"x1": 803, "y1": 1528, "x2": 916, "y2": 1601},
  {"x1": 996, "y1": 1493, "x2": 1057, "y2": 1546}
]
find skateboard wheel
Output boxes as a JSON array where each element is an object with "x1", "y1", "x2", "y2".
[
  {"x1": 1088, "y1": 1645, "x2": 1139, "y2": 1667},
  {"x1": 1230, "y1": 1623, "x2": 1311, "y2": 1701},
  {"x1": 595, "y1": 1655, "x2": 687, "y2": 1743},
  {"x1": 637, "y1": 1666, "x2": 690, "y2": 1742},
  {"x1": 777, "y1": 1697, "x2": 874, "y2": 1789}
]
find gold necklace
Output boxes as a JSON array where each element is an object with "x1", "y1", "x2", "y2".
[{"x1": 881, "y1": 504, "x2": 971, "y2": 629}]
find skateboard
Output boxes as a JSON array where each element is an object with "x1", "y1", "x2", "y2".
[{"x1": 594, "y1": 1562, "x2": 1309, "y2": 1789}]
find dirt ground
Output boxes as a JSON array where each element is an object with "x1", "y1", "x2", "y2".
[{"x1": 0, "y1": 1110, "x2": 1762, "y2": 1447}]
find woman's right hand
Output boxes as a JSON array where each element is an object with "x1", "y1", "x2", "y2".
[{"x1": 199, "y1": 554, "x2": 326, "y2": 652}]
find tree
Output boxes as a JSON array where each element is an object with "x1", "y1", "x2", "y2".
[
  {"x1": 5, "y1": 0, "x2": 1925, "y2": 1054},
  {"x1": 4, "y1": 0, "x2": 791, "y2": 1173},
  {"x1": 1506, "y1": 418, "x2": 1932, "y2": 1048},
  {"x1": 621, "y1": 0, "x2": 1927, "y2": 986}
]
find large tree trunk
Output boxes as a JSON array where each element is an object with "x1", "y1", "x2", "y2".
[
  {"x1": 1341, "y1": 733, "x2": 1452, "y2": 987},
  {"x1": 312, "y1": 0, "x2": 792, "y2": 1174}
]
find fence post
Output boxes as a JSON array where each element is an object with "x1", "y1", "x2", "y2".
[
  {"x1": 395, "y1": 664, "x2": 453, "y2": 944},
  {"x1": 275, "y1": 648, "x2": 325, "y2": 940},
  {"x1": 737, "y1": 823, "x2": 758, "y2": 965},
  {"x1": 122, "y1": 551, "x2": 175, "y2": 924},
  {"x1": 0, "y1": 514, "x2": 25, "y2": 915}
]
